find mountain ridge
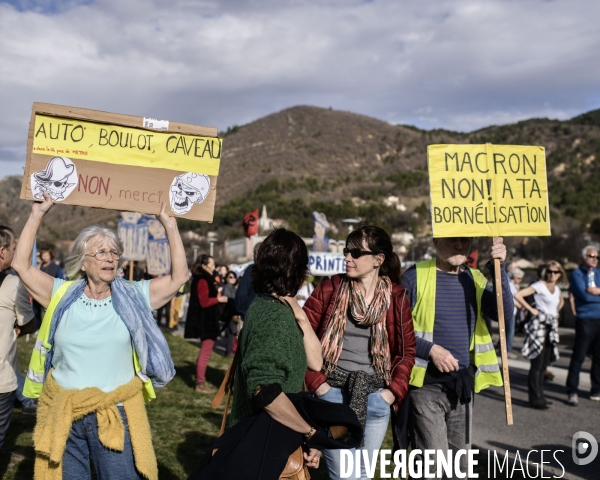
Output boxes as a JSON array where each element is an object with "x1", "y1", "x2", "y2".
[{"x1": 2, "y1": 105, "x2": 600, "y2": 253}]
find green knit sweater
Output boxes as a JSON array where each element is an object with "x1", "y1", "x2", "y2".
[{"x1": 229, "y1": 295, "x2": 307, "y2": 426}]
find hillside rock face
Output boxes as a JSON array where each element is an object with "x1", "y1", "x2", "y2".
[{"x1": 217, "y1": 105, "x2": 462, "y2": 205}]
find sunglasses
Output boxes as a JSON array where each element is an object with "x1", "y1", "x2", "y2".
[
  {"x1": 547, "y1": 270, "x2": 561, "y2": 275},
  {"x1": 586, "y1": 254, "x2": 598, "y2": 259},
  {"x1": 343, "y1": 247, "x2": 376, "y2": 259}
]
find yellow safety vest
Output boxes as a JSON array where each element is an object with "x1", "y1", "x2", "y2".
[
  {"x1": 23, "y1": 281, "x2": 156, "y2": 401},
  {"x1": 409, "y1": 259, "x2": 503, "y2": 392}
]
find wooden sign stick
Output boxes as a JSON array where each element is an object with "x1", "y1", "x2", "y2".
[{"x1": 493, "y1": 236, "x2": 513, "y2": 425}]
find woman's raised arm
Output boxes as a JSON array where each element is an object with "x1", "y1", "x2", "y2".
[
  {"x1": 148, "y1": 203, "x2": 189, "y2": 310},
  {"x1": 12, "y1": 193, "x2": 56, "y2": 308}
]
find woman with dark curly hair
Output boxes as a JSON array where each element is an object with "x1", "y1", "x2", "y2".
[
  {"x1": 304, "y1": 225, "x2": 416, "y2": 480},
  {"x1": 229, "y1": 228, "x2": 323, "y2": 468}
]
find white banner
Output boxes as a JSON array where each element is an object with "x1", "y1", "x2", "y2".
[{"x1": 309, "y1": 253, "x2": 346, "y2": 276}]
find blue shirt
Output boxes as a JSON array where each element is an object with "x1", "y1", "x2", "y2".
[
  {"x1": 570, "y1": 266, "x2": 600, "y2": 319},
  {"x1": 51, "y1": 278, "x2": 152, "y2": 392}
]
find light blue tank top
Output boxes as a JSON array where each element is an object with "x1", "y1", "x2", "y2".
[{"x1": 51, "y1": 278, "x2": 152, "y2": 393}]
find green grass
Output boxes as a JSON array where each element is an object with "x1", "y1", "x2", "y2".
[{"x1": 1, "y1": 334, "x2": 505, "y2": 479}]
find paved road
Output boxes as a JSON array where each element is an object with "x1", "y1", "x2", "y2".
[{"x1": 472, "y1": 328, "x2": 600, "y2": 480}]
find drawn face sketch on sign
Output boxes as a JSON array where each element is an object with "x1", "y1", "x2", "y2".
[
  {"x1": 312, "y1": 211, "x2": 331, "y2": 252},
  {"x1": 169, "y1": 173, "x2": 210, "y2": 215},
  {"x1": 31, "y1": 156, "x2": 77, "y2": 201}
]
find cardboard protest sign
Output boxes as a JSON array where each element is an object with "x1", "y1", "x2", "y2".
[
  {"x1": 146, "y1": 215, "x2": 171, "y2": 275},
  {"x1": 20, "y1": 103, "x2": 221, "y2": 221},
  {"x1": 428, "y1": 144, "x2": 550, "y2": 238},
  {"x1": 312, "y1": 212, "x2": 331, "y2": 252},
  {"x1": 118, "y1": 213, "x2": 148, "y2": 261}
]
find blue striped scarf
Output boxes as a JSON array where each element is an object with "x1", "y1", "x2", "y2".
[{"x1": 44, "y1": 277, "x2": 175, "y2": 387}]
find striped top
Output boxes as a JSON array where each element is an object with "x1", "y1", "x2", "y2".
[{"x1": 401, "y1": 262, "x2": 512, "y2": 370}]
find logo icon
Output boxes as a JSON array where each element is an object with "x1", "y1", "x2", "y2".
[{"x1": 572, "y1": 431, "x2": 598, "y2": 466}]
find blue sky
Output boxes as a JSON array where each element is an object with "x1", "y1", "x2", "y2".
[
  {"x1": 1, "y1": 0, "x2": 600, "y2": 177},
  {"x1": 0, "y1": 0, "x2": 91, "y2": 14}
]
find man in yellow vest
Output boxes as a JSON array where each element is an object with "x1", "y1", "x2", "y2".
[{"x1": 400, "y1": 237, "x2": 511, "y2": 476}]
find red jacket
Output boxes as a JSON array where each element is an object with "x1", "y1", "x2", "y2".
[{"x1": 303, "y1": 274, "x2": 416, "y2": 409}]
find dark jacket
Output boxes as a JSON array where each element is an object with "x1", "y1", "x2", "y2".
[
  {"x1": 187, "y1": 392, "x2": 363, "y2": 480},
  {"x1": 184, "y1": 271, "x2": 221, "y2": 340},
  {"x1": 303, "y1": 274, "x2": 416, "y2": 410},
  {"x1": 41, "y1": 262, "x2": 63, "y2": 279},
  {"x1": 234, "y1": 264, "x2": 256, "y2": 318}
]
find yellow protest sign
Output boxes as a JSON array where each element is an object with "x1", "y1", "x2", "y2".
[
  {"x1": 21, "y1": 103, "x2": 222, "y2": 222},
  {"x1": 428, "y1": 144, "x2": 550, "y2": 237},
  {"x1": 32, "y1": 114, "x2": 221, "y2": 176}
]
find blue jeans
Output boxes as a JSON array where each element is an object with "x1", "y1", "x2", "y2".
[
  {"x1": 62, "y1": 406, "x2": 143, "y2": 480},
  {"x1": 319, "y1": 386, "x2": 391, "y2": 480},
  {"x1": 506, "y1": 309, "x2": 516, "y2": 353},
  {"x1": 16, "y1": 369, "x2": 35, "y2": 408}
]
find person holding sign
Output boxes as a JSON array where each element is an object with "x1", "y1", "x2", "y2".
[
  {"x1": 400, "y1": 237, "x2": 512, "y2": 474},
  {"x1": 303, "y1": 226, "x2": 416, "y2": 480},
  {"x1": 515, "y1": 261, "x2": 566, "y2": 409},
  {"x1": 13, "y1": 193, "x2": 188, "y2": 480}
]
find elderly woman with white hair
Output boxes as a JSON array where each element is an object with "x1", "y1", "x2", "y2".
[
  {"x1": 507, "y1": 267, "x2": 525, "y2": 358},
  {"x1": 13, "y1": 193, "x2": 188, "y2": 480}
]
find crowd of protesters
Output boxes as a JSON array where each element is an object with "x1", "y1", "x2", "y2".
[{"x1": 1, "y1": 194, "x2": 600, "y2": 479}]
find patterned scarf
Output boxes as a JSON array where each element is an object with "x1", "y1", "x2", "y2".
[{"x1": 321, "y1": 276, "x2": 393, "y2": 383}]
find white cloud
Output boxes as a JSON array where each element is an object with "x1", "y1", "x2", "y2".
[{"x1": 1, "y1": 0, "x2": 600, "y2": 174}]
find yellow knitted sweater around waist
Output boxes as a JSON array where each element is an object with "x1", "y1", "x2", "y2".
[{"x1": 33, "y1": 370, "x2": 157, "y2": 480}]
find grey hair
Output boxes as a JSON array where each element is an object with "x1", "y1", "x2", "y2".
[
  {"x1": 65, "y1": 225, "x2": 123, "y2": 280},
  {"x1": 581, "y1": 245, "x2": 599, "y2": 259},
  {"x1": 0, "y1": 226, "x2": 14, "y2": 249},
  {"x1": 509, "y1": 268, "x2": 524, "y2": 279}
]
